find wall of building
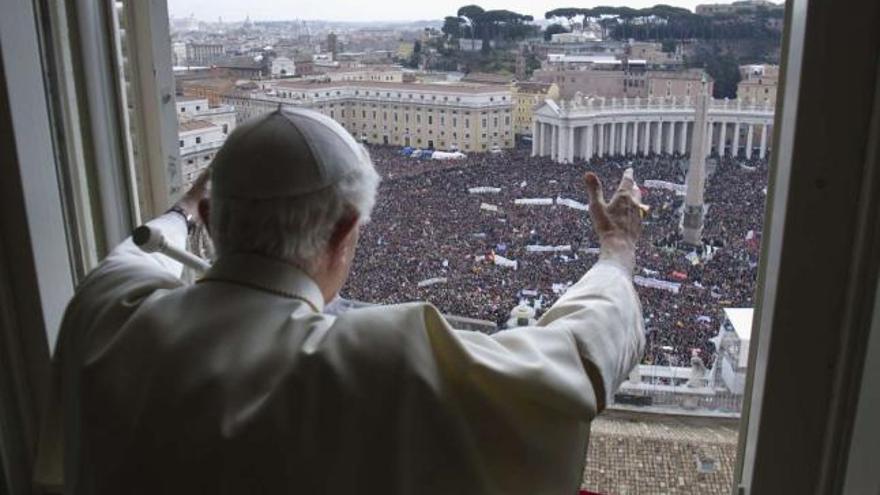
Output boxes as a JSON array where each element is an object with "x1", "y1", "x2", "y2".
[
  {"x1": 176, "y1": 98, "x2": 210, "y2": 115},
  {"x1": 265, "y1": 82, "x2": 515, "y2": 151},
  {"x1": 535, "y1": 68, "x2": 710, "y2": 100},
  {"x1": 737, "y1": 64, "x2": 779, "y2": 107},
  {"x1": 178, "y1": 124, "x2": 225, "y2": 185},
  {"x1": 512, "y1": 83, "x2": 560, "y2": 136}
]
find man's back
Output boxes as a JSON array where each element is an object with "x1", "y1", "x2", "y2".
[
  {"x1": 52, "y1": 237, "x2": 641, "y2": 495},
  {"x1": 84, "y1": 270, "x2": 482, "y2": 493}
]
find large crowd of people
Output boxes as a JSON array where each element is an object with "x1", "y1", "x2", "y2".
[{"x1": 341, "y1": 144, "x2": 769, "y2": 366}]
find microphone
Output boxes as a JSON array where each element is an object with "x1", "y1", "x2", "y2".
[{"x1": 132, "y1": 225, "x2": 211, "y2": 274}]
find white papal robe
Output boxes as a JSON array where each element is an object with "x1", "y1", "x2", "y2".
[{"x1": 36, "y1": 212, "x2": 644, "y2": 495}]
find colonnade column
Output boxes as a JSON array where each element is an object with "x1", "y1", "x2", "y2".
[
  {"x1": 610, "y1": 122, "x2": 616, "y2": 156},
  {"x1": 679, "y1": 121, "x2": 687, "y2": 154},
  {"x1": 617, "y1": 122, "x2": 624, "y2": 156},
  {"x1": 585, "y1": 124, "x2": 594, "y2": 160},
  {"x1": 759, "y1": 124, "x2": 768, "y2": 159},
  {"x1": 745, "y1": 124, "x2": 754, "y2": 159},
  {"x1": 654, "y1": 121, "x2": 662, "y2": 154},
  {"x1": 732, "y1": 122, "x2": 741, "y2": 158},
  {"x1": 557, "y1": 124, "x2": 566, "y2": 163},
  {"x1": 531, "y1": 121, "x2": 539, "y2": 156},
  {"x1": 537, "y1": 123, "x2": 545, "y2": 157},
  {"x1": 628, "y1": 122, "x2": 636, "y2": 155},
  {"x1": 551, "y1": 124, "x2": 558, "y2": 161},
  {"x1": 598, "y1": 123, "x2": 605, "y2": 156},
  {"x1": 567, "y1": 125, "x2": 575, "y2": 163},
  {"x1": 666, "y1": 122, "x2": 675, "y2": 154},
  {"x1": 718, "y1": 121, "x2": 727, "y2": 157}
]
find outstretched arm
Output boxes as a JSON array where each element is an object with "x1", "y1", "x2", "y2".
[
  {"x1": 537, "y1": 168, "x2": 646, "y2": 410},
  {"x1": 447, "y1": 168, "x2": 646, "y2": 418}
]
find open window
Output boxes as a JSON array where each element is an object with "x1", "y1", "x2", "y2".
[{"x1": 1, "y1": 1, "x2": 879, "y2": 493}]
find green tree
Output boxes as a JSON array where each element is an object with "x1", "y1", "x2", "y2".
[
  {"x1": 544, "y1": 23, "x2": 569, "y2": 41},
  {"x1": 457, "y1": 5, "x2": 485, "y2": 39},
  {"x1": 442, "y1": 16, "x2": 464, "y2": 38},
  {"x1": 689, "y1": 45, "x2": 741, "y2": 98},
  {"x1": 407, "y1": 40, "x2": 422, "y2": 69}
]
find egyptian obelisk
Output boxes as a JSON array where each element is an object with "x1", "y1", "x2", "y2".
[{"x1": 682, "y1": 76, "x2": 710, "y2": 246}]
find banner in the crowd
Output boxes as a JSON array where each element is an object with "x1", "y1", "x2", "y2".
[
  {"x1": 480, "y1": 202, "x2": 499, "y2": 212},
  {"x1": 643, "y1": 180, "x2": 687, "y2": 195},
  {"x1": 468, "y1": 187, "x2": 501, "y2": 194},
  {"x1": 474, "y1": 252, "x2": 518, "y2": 270},
  {"x1": 431, "y1": 151, "x2": 466, "y2": 160},
  {"x1": 526, "y1": 244, "x2": 572, "y2": 253},
  {"x1": 493, "y1": 254, "x2": 518, "y2": 269},
  {"x1": 552, "y1": 282, "x2": 572, "y2": 294},
  {"x1": 520, "y1": 289, "x2": 539, "y2": 297},
  {"x1": 580, "y1": 247, "x2": 602, "y2": 255},
  {"x1": 417, "y1": 277, "x2": 448, "y2": 287},
  {"x1": 514, "y1": 198, "x2": 554, "y2": 205},
  {"x1": 633, "y1": 276, "x2": 682, "y2": 294},
  {"x1": 555, "y1": 196, "x2": 589, "y2": 211}
]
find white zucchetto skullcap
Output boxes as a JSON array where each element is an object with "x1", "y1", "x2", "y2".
[{"x1": 211, "y1": 107, "x2": 372, "y2": 199}]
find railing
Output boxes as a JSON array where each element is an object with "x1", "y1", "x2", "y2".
[{"x1": 548, "y1": 95, "x2": 775, "y2": 119}]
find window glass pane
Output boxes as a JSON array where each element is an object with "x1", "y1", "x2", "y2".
[{"x1": 159, "y1": 3, "x2": 787, "y2": 492}]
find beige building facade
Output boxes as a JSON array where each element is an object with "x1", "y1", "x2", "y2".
[
  {"x1": 255, "y1": 81, "x2": 515, "y2": 152},
  {"x1": 737, "y1": 64, "x2": 779, "y2": 107},
  {"x1": 511, "y1": 81, "x2": 560, "y2": 137}
]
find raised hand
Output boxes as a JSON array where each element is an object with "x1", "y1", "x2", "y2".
[
  {"x1": 175, "y1": 168, "x2": 211, "y2": 224},
  {"x1": 584, "y1": 167, "x2": 646, "y2": 273}
]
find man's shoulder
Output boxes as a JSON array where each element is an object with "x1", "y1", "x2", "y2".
[{"x1": 331, "y1": 300, "x2": 444, "y2": 337}]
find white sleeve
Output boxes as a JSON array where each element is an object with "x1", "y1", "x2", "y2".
[
  {"x1": 535, "y1": 260, "x2": 645, "y2": 410},
  {"x1": 102, "y1": 212, "x2": 189, "y2": 278},
  {"x1": 438, "y1": 260, "x2": 644, "y2": 422}
]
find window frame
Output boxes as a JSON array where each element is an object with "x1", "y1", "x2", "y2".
[
  {"x1": 2, "y1": 0, "x2": 880, "y2": 493},
  {"x1": 734, "y1": 0, "x2": 880, "y2": 493}
]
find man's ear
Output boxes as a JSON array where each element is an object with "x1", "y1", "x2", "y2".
[
  {"x1": 327, "y1": 209, "x2": 360, "y2": 256},
  {"x1": 198, "y1": 198, "x2": 211, "y2": 233}
]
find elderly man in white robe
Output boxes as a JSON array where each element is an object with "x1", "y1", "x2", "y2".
[{"x1": 41, "y1": 108, "x2": 646, "y2": 494}]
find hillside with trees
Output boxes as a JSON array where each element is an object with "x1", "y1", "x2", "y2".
[{"x1": 428, "y1": 3, "x2": 782, "y2": 94}]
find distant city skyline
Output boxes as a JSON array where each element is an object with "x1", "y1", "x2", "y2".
[{"x1": 168, "y1": 0, "x2": 738, "y2": 24}]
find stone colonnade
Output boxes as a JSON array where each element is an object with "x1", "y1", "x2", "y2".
[{"x1": 532, "y1": 98, "x2": 775, "y2": 164}]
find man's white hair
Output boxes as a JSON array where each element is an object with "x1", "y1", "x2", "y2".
[{"x1": 210, "y1": 147, "x2": 380, "y2": 270}]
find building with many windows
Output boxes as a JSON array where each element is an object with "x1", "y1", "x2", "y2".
[
  {"x1": 535, "y1": 65, "x2": 711, "y2": 100},
  {"x1": 510, "y1": 81, "x2": 560, "y2": 137},
  {"x1": 737, "y1": 64, "x2": 779, "y2": 107},
  {"x1": 175, "y1": 97, "x2": 236, "y2": 186},
  {"x1": 184, "y1": 42, "x2": 224, "y2": 66},
  {"x1": 236, "y1": 81, "x2": 515, "y2": 152}
]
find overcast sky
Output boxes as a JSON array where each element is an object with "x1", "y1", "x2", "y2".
[{"x1": 168, "y1": 0, "x2": 730, "y2": 23}]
